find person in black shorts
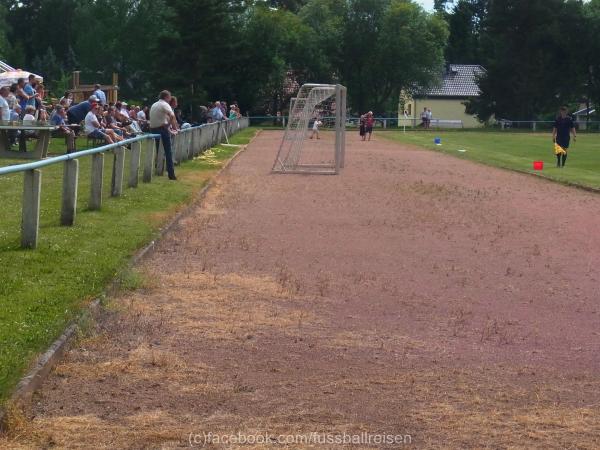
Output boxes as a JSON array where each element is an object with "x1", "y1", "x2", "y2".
[{"x1": 552, "y1": 106, "x2": 576, "y2": 168}]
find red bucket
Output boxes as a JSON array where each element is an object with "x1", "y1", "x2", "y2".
[{"x1": 533, "y1": 161, "x2": 544, "y2": 171}]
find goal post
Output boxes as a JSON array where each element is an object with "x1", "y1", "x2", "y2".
[{"x1": 272, "y1": 83, "x2": 347, "y2": 175}]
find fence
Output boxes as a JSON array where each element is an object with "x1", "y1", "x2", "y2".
[
  {"x1": 249, "y1": 116, "x2": 464, "y2": 129},
  {"x1": 0, "y1": 117, "x2": 249, "y2": 249}
]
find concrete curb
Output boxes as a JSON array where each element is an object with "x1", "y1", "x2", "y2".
[{"x1": 0, "y1": 130, "x2": 260, "y2": 429}]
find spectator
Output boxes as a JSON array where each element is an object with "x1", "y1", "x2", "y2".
[
  {"x1": 211, "y1": 101, "x2": 224, "y2": 121},
  {"x1": 59, "y1": 91, "x2": 73, "y2": 107},
  {"x1": 426, "y1": 108, "x2": 433, "y2": 128},
  {"x1": 0, "y1": 86, "x2": 10, "y2": 123},
  {"x1": 93, "y1": 84, "x2": 107, "y2": 105},
  {"x1": 129, "y1": 106, "x2": 137, "y2": 121},
  {"x1": 149, "y1": 89, "x2": 179, "y2": 181},
  {"x1": 50, "y1": 105, "x2": 74, "y2": 137},
  {"x1": 198, "y1": 105, "x2": 208, "y2": 124},
  {"x1": 10, "y1": 104, "x2": 21, "y2": 121},
  {"x1": 365, "y1": 111, "x2": 375, "y2": 141},
  {"x1": 23, "y1": 105, "x2": 36, "y2": 123},
  {"x1": 136, "y1": 106, "x2": 146, "y2": 122},
  {"x1": 24, "y1": 74, "x2": 38, "y2": 108},
  {"x1": 105, "y1": 106, "x2": 129, "y2": 137},
  {"x1": 67, "y1": 95, "x2": 99, "y2": 124},
  {"x1": 84, "y1": 103, "x2": 122, "y2": 144},
  {"x1": 229, "y1": 105, "x2": 237, "y2": 120},
  {"x1": 119, "y1": 102, "x2": 129, "y2": 118},
  {"x1": 16, "y1": 78, "x2": 31, "y2": 110},
  {"x1": 220, "y1": 101, "x2": 227, "y2": 118},
  {"x1": 7, "y1": 84, "x2": 18, "y2": 111}
]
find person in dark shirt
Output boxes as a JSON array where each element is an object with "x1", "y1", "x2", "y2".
[
  {"x1": 67, "y1": 95, "x2": 99, "y2": 124},
  {"x1": 552, "y1": 106, "x2": 576, "y2": 168}
]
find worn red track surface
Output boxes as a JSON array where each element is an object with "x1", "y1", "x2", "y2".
[{"x1": 3, "y1": 130, "x2": 600, "y2": 449}]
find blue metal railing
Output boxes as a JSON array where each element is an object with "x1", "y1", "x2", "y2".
[{"x1": 0, "y1": 117, "x2": 250, "y2": 249}]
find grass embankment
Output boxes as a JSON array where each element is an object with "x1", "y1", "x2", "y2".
[
  {"x1": 383, "y1": 131, "x2": 600, "y2": 189},
  {"x1": 0, "y1": 128, "x2": 256, "y2": 403}
]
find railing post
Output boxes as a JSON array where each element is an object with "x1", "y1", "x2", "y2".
[
  {"x1": 143, "y1": 138, "x2": 155, "y2": 183},
  {"x1": 156, "y1": 139, "x2": 165, "y2": 176},
  {"x1": 532, "y1": 121, "x2": 537, "y2": 132},
  {"x1": 111, "y1": 146, "x2": 125, "y2": 197},
  {"x1": 89, "y1": 153, "x2": 104, "y2": 210},
  {"x1": 129, "y1": 141, "x2": 141, "y2": 188},
  {"x1": 60, "y1": 159, "x2": 79, "y2": 226},
  {"x1": 21, "y1": 169, "x2": 42, "y2": 249}
]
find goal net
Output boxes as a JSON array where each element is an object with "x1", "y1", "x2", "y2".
[{"x1": 272, "y1": 83, "x2": 347, "y2": 175}]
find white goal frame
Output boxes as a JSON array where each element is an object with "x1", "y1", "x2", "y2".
[{"x1": 272, "y1": 83, "x2": 347, "y2": 175}]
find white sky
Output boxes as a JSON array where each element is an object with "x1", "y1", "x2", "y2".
[{"x1": 417, "y1": 0, "x2": 435, "y2": 11}]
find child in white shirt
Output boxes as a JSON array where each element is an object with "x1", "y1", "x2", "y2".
[{"x1": 310, "y1": 118, "x2": 323, "y2": 139}]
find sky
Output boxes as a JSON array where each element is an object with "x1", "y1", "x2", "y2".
[{"x1": 417, "y1": 0, "x2": 435, "y2": 11}]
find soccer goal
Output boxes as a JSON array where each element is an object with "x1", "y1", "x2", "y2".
[{"x1": 272, "y1": 83, "x2": 347, "y2": 175}]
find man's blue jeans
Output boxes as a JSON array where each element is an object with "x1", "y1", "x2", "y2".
[{"x1": 151, "y1": 126, "x2": 175, "y2": 179}]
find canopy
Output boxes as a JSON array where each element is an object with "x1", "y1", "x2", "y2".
[{"x1": 0, "y1": 70, "x2": 44, "y2": 87}]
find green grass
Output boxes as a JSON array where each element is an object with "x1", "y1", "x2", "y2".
[
  {"x1": 0, "y1": 128, "x2": 257, "y2": 404},
  {"x1": 383, "y1": 131, "x2": 600, "y2": 189}
]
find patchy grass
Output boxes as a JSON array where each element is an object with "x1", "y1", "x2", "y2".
[
  {"x1": 0, "y1": 128, "x2": 257, "y2": 404},
  {"x1": 383, "y1": 131, "x2": 600, "y2": 189}
]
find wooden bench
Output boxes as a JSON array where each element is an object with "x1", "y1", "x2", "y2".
[{"x1": 0, "y1": 122, "x2": 57, "y2": 159}]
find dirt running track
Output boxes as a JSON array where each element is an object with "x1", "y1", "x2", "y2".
[{"x1": 3, "y1": 130, "x2": 600, "y2": 449}]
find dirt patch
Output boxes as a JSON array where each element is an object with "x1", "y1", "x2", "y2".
[{"x1": 2, "y1": 131, "x2": 600, "y2": 449}]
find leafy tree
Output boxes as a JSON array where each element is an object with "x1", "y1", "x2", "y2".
[
  {"x1": 581, "y1": 0, "x2": 600, "y2": 112},
  {"x1": 0, "y1": 3, "x2": 10, "y2": 60},
  {"x1": 467, "y1": 0, "x2": 585, "y2": 121},
  {"x1": 301, "y1": 0, "x2": 448, "y2": 113},
  {"x1": 443, "y1": 0, "x2": 487, "y2": 64}
]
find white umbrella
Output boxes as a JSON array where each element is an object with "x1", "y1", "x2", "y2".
[{"x1": 0, "y1": 69, "x2": 43, "y2": 87}]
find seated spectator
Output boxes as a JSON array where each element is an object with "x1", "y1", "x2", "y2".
[
  {"x1": 105, "y1": 106, "x2": 130, "y2": 137},
  {"x1": 84, "y1": 103, "x2": 122, "y2": 144},
  {"x1": 114, "y1": 102, "x2": 130, "y2": 124},
  {"x1": 93, "y1": 84, "x2": 107, "y2": 105},
  {"x1": 7, "y1": 84, "x2": 18, "y2": 111},
  {"x1": 0, "y1": 86, "x2": 10, "y2": 123},
  {"x1": 10, "y1": 104, "x2": 21, "y2": 121},
  {"x1": 50, "y1": 105, "x2": 74, "y2": 137},
  {"x1": 23, "y1": 105, "x2": 37, "y2": 123},
  {"x1": 59, "y1": 91, "x2": 73, "y2": 107},
  {"x1": 67, "y1": 95, "x2": 99, "y2": 124}
]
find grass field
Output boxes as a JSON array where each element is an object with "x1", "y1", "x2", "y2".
[
  {"x1": 0, "y1": 128, "x2": 256, "y2": 404},
  {"x1": 383, "y1": 131, "x2": 600, "y2": 189}
]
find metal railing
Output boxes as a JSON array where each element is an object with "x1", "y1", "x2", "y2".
[{"x1": 0, "y1": 117, "x2": 249, "y2": 249}]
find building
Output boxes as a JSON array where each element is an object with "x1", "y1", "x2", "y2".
[{"x1": 401, "y1": 64, "x2": 486, "y2": 128}]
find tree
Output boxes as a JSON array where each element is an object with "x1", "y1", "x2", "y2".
[
  {"x1": 467, "y1": 0, "x2": 585, "y2": 121},
  {"x1": 443, "y1": 0, "x2": 487, "y2": 64},
  {"x1": 301, "y1": 0, "x2": 448, "y2": 113},
  {"x1": 581, "y1": 0, "x2": 600, "y2": 111},
  {"x1": 0, "y1": 3, "x2": 10, "y2": 60}
]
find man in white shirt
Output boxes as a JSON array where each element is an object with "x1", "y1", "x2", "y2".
[
  {"x1": 0, "y1": 86, "x2": 10, "y2": 122},
  {"x1": 150, "y1": 90, "x2": 179, "y2": 180},
  {"x1": 84, "y1": 103, "x2": 121, "y2": 144}
]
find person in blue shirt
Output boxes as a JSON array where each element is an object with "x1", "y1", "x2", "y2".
[
  {"x1": 93, "y1": 84, "x2": 107, "y2": 105},
  {"x1": 50, "y1": 105, "x2": 74, "y2": 137},
  {"x1": 211, "y1": 101, "x2": 224, "y2": 121},
  {"x1": 66, "y1": 95, "x2": 99, "y2": 124},
  {"x1": 24, "y1": 74, "x2": 38, "y2": 107}
]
